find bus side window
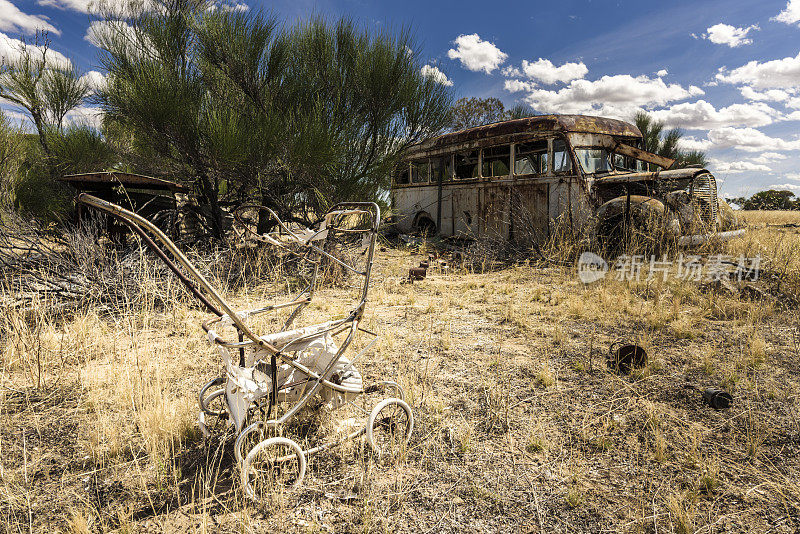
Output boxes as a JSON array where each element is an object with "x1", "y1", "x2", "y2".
[
  {"x1": 482, "y1": 145, "x2": 510, "y2": 177},
  {"x1": 514, "y1": 140, "x2": 547, "y2": 176},
  {"x1": 455, "y1": 150, "x2": 479, "y2": 179},
  {"x1": 394, "y1": 164, "x2": 410, "y2": 185},
  {"x1": 553, "y1": 139, "x2": 572, "y2": 173},
  {"x1": 431, "y1": 156, "x2": 450, "y2": 183},
  {"x1": 410, "y1": 160, "x2": 429, "y2": 183}
]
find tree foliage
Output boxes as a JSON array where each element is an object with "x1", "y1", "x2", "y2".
[
  {"x1": 727, "y1": 190, "x2": 800, "y2": 210},
  {"x1": 96, "y1": 1, "x2": 453, "y2": 239},
  {"x1": 634, "y1": 111, "x2": 708, "y2": 169},
  {"x1": 0, "y1": 33, "x2": 90, "y2": 157},
  {"x1": 447, "y1": 97, "x2": 537, "y2": 131}
]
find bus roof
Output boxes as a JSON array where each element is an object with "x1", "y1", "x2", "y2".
[{"x1": 415, "y1": 114, "x2": 642, "y2": 152}]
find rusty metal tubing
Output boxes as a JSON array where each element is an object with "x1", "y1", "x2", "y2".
[
  {"x1": 76, "y1": 193, "x2": 279, "y2": 354},
  {"x1": 118, "y1": 211, "x2": 223, "y2": 317}
]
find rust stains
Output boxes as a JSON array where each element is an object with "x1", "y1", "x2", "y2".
[{"x1": 423, "y1": 115, "x2": 642, "y2": 151}]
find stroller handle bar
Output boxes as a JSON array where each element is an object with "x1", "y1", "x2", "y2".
[{"x1": 76, "y1": 193, "x2": 281, "y2": 354}]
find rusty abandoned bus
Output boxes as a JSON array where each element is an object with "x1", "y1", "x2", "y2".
[{"x1": 390, "y1": 115, "x2": 743, "y2": 248}]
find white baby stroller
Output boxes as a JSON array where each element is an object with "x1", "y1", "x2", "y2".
[{"x1": 78, "y1": 194, "x2": 413, "y2": 500}]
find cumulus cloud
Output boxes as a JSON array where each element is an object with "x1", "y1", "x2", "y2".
[
  {"x1": 649, "y1": 100, "x2": 782, "y2": 129},
  {"x1": 773, "y1": 0, "x2": 800, "y2": 25},
  {"x1": 679, "y1": 136, "x2": 713, "y2": 151},
  {"x1": 657, "y1": 69, "x2": 668, "y2": 77},
  {"x1": 84, "y1": 19, "x2": 139, "y2": 49},
  {"x1": 503, "y1": 79, "x2": 536, "y2": 93},
  {"x1": 767, "y1": 183, "x2": 800, "y2": 191},
  {"x1": 751, "y1": 152, "x2": 788, "y2": 163},
  {"x1": 0, "y1": 32, "x2": 71, "y2": 68},
  {"x1": 707, "y1": 127, "x2": 800, "y2": 152},
  {"x1": 501, "y1": 65, "x2": 522, "y2": 77},
  {"x1": 447, "y1": 34, "x2": 507, "y2": 74},
  {"x1": 80, "y1": 70, "x2": 107, "y2": 91},
  {"x1": 0, "y1": 0, "x2": 60, "y2": 36},
  {"x1": 64, "y1": 105, "x2": 104, "y2": 129},
  {"x1": 206, "y1": 1, "x2": 249, "y2": 13},
  {"x1": 717, "y1": 52, "x2": 800, "y2": 89},
  {"x1": 420, "y1": 64, "x2": 453, "y2": 86},
  {"x1": 710, "y1": 159, "x2": 772, "y2": 173},
  {"x1": 740, "y1": 87, "x2": 793, "y2": 102},
  {"x1": 521, "y1": 74, "x2": 703, "y2": 117},
  {"x1": 519, "y1": 58, "x2": 587, "y2": 85},
  {"x1": 702, "y1": 23, "x2": 758, "y2": 47}
]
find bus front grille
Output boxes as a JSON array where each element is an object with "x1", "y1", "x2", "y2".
[{"x1": 691, "y1": 174, "x2": 718, "y2": 227}]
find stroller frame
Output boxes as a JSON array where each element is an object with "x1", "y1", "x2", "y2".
[{"x1": 77, "y1": 193, "x2": 413, "y2": 498}]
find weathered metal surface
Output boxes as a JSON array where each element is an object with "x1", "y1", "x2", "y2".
[
  {"x1": 60, "y1": 172, "x2": 189, "y2": 192},
  {"x1": 480, "y1": 181, "x2": 510, "y2": 239},
  {"x1": 610, "y1": 141, "x2": 675, "y2": 169},
  {"x1": 391, "y1": 115, "x2": 731, "y2": 246},
  {"x1": 511, "y1": 182, "x2": 549, "y2": 246},
  {"x1": 407, "y1": 115, "x2": 641, "y2": 158},
  {"x1": 452, "y1": 186, "x2": 480, "y2": 237}
]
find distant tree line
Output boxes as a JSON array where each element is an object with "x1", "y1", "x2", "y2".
[{"x1": 726, "y1": 190, "x2": 800, "y2": 210}]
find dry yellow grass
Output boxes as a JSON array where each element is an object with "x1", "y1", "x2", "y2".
[{"x1": 1, "y1": 210, "x2": 799, "y2": 532}]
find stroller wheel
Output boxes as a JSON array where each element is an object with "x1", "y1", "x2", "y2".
[
  {"x1": 198, "y1": 389, "x2": 227, "y2": 438},
  {"x1": 199, "y1": 377, "x2": 226, "y2": 417},
  {"x1": 241, "y1": 437, "x2": 306, "y2": 500},
  {"x1": 366, "y1": 398, "x2": 413, "y2": 457}
]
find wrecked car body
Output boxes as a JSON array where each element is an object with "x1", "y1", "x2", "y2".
[{"x1": 390, "y1": 114, "x2": 743, "y2": 247}]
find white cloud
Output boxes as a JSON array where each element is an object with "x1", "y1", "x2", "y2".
[
  {"x1": 521, "y1": 74, "x2": 704, "y2": 117},
  {"x1": 717, "y1": 52, "x2": 800, "y2": 89},
  {"x1": 783, "y1": 172, "x2": 800, "y2": 181},
  {"x1": 420, "y1": 64, "x2": 453, "y2": 86},
  {"x1": 710, "y1": 159, "x2": 772, "y2": 174},
  {"x1": 657, "y1": 69, "x2": 668, "y2": 77},
  {"x1": 702, "y1": 23, "x2": 758, "y2": 48},
  {"x1": 740, "y1": 87, "x2": 793, "y2": 102},
  {"x1": 503, "y1": 79, "x2": 536, "y2": 93},
  {"x1": 707, "y1": 127, "x2": 800, "y2": 152},
  {"x1": 0, "y1": 0, "x2": 60, "y2": 36},
  {"x1": 80, "y1": 70, "x2": 107, "y2": 91},
  {"x1": 447, "y1": 34, "x2": 507, "y2": 74},
  {"x1": 679, "y1": 136, "x2": 713, "y2": 151},
  {"x1": 773, "y1": 0, "x2": 800, "y2": 25},
  {"x1": 767, "y1": 183, "x2": 800, "y2": 191},
  {"x1": 519, "y1": 58, "x2": 587, "y2": 85},
  {"x1": 37, "y1": 0, "x2": 94, "y2": 13},
  {"x1": 751, "y1": 152, "x2": 788, "y2": 163},
  {"x1": 649, "y1": 100, "x2": 782, "y2": 129},
  {"x1": 501, "y1": 65, "x2": 521, "y2": 77},
  {"x1": 64, "y1": 105, "x2": 103, "y2": 129},
  {"x1": 0, "y1": 32, "x2": 71, "y2": 68},
  {"x1": 84, "y1": 19, "x2": 138, "y2": 48},
  {"x1": 206, "y1": 1, "x2": 249, "y2": 12}
]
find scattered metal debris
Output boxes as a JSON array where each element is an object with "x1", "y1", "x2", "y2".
[
  {"x1": 703, "y1": 387, "x2": 733, "y2": 410},
  {"x1": 409, "y1": 266, "x2": 427, "y2": 280},
  {"x1": 607, "y1": 342, "x2": 647, "y2": 374}
]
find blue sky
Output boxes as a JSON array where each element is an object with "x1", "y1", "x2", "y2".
[{"x1": 4, "y1": 0, "x2": 800, "y2": 198}]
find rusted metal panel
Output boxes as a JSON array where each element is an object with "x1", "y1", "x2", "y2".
[
  {"x1": 510, "y1": 181, "x2": 549, "y2": 245},
  {"x1": 391, "y1": 185, "x2": 438, "y2": 233},
  {"x1": 60, "y1": 172, "x2": 189, "y2": 192},
  {"x1": 452, "y1": 186, "x2": 479, "y2": 237},
  {"x1": 480, "y1": 182, "x2": 510, "y2": 239},
  {"x1": 406, "y1": 115, "x2": 642, "y2": 158}
]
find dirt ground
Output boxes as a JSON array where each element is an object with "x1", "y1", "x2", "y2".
[{"x1": 1, "y1": 210, "x2": 800, "y2": 533}]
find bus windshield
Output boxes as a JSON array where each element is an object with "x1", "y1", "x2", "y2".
[{"x1": 574, "y1": 148, "x2": 613, "y2": 174}]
